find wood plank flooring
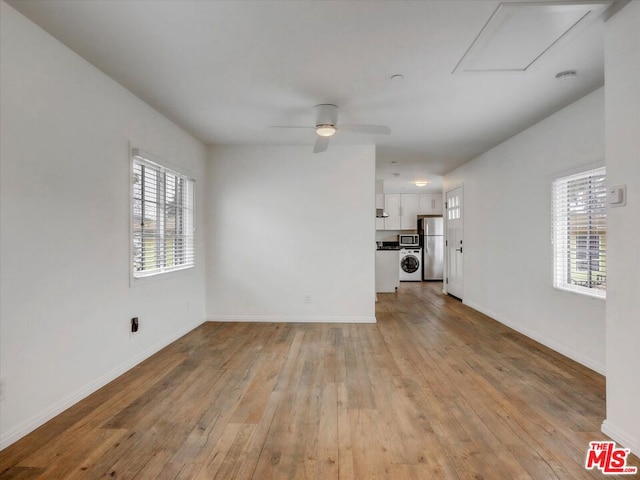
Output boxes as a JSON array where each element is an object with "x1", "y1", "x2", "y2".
[{"x1": 2, "y1": 282, "x2": 638, "y2": 479}]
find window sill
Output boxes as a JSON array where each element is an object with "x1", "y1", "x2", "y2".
[
  {"x1": 551, "y1": 285, "x2": 606, "y2": 305},
  {"x1": 130, "y1": 265, "x2": 196, "y2": 287}
]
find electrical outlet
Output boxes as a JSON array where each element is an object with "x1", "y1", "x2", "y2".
[
  {"x1": 304, "y1": 295, "x2": 312, "y2": 304},
  {"x1": 130, "y1": 317, "x2": 139, "y2": 336}
]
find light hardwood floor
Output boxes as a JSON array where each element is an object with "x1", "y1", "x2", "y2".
[{"x1": 1, "y1": 282, "x2": 638, "y2": 479}]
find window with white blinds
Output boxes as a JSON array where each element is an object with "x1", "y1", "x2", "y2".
[
  {"x1": 551, "y1": 166, "x2": 606, "y2": 298},
  {"x1": 132, "y1": 153, "x2": 195, "y2": 278}
]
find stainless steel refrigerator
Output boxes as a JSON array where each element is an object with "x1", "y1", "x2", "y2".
[{"x1": 418, "y1": 217, "x2": 444, "y2": 281}]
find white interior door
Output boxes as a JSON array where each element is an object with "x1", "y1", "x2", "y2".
[{"x1": 446, "y1": 187, "x2": 463, "y2": 299}]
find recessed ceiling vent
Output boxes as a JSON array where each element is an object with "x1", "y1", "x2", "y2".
[{"x1": 453, "y1": 2, "x2": 612, "y2": 73}]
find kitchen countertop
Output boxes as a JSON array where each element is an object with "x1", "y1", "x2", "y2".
[{"x1": 376, "y1": 242, "x2": 401, "y2": 251}]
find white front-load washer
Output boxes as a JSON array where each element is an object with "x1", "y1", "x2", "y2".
[{"x1": 399, "y1": 248, "x2": 422, "y2": 281}]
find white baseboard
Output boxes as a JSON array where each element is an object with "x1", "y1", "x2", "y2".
[
  {"x1": 0, "y1": 318, "x2": 205, "y2": 450},
  {"x1": 207, "y1": 314, "x2": 376, "y2": 324},
  {"x1": 602, "y1": 419, "x2": 640, "y2": 457},
  {"x1": 463, "y1": 300, "x2": 606, "y2": 375}
]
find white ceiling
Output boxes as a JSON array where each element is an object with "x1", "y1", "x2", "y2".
[{"x1": 7, "y1": 0, "x2": 613, "y2": 191}]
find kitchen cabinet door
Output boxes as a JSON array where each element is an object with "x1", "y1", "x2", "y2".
[
  {"x1": 419, "y1": 193, "x2": 444, "y2": 215},
  {"x1": 432, "y1": 194, "x2": 443, "y2": 214},
  {"x1": 384, "y1": 194, "x2": 401, "y2": 230},
  {"x1": 376, "y1": 250, "x2": 400, "y2": 292},
  {"x1": 400, "y1": 193, "x2": 418, "y2": 230},
  {"x1": 376, "y1": 194, "x2": 385, "y2": 230}
]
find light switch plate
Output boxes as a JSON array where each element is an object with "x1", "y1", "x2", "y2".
[{"x1": 608, "y1": 185, "x2": 626, "y2": 207}]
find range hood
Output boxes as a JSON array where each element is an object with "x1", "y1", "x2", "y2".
[{"x1": 376, "y1": 208, "x2": 389, "y2": 218}]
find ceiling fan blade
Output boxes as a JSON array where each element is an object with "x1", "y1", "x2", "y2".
[
  {"x1": 313, "y1": 136, "x2": 330, "y2": 154},
  {"x1": 339, "y1": 124, "x2": 391, "y2": 135}
]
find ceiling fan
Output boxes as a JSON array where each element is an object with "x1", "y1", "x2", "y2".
[{"x1": 272, "y1": 104, "x2": 391, "y2": 153}]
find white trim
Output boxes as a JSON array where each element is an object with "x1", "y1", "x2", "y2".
[
  {"x1": 547, "y1": 159, "x2": 606, "y2": 182},
  {"x1": 0, "y1": 318, "x2": 205, "y2": 450},
  {"x1": 463, "y1": 299, "x2": 606, "y2": 375},
  {"x1": 601, "y1": 419, "x2": 640, "y2": 457},
  {"x1": 550, "y1": 165, "x2": 607, "y2": 299},
  {"x1": 131, "y1": 147, "x2": 194, "y2": 180},
  {"x1": 549, "y1": 284, "x2": 606, "y2": 306},
  {"x1": 207, "y1": 315, "x2": 376, "y2": 324},
  {"x1": 130, "y1": 149, "x2": 195, "y2": 281},
  {"x1": 129, "y1": 264, "x2": 199, "y2": 288}
]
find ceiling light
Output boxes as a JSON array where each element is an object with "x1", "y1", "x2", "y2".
[
  {"x1": 414, "y1": 181, "x2": 429, "y2": 187},
  {"x1": 316, "y1": 124, "x2": 336, "y2": 137},
  {"x1": 555, "y1": 70, "x2": 577, "y2": 83},
  {"x1": 391, "y1": 74, "x2": 405, "y2": 81}
]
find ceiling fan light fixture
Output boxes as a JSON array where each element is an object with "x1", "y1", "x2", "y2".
[
  {"x1": 274, "y1": 104, "x2": 388, "y2": 153},
  {"x1": 316, "y1": 124, "x2": 337, "y2": 137}
]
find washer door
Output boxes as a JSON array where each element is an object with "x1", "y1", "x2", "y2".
[{"x1": 401, "y1": 254, "x2": 420, "y2": 274}]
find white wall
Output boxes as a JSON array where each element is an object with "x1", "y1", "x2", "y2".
[
  {"x1": 602, "y1": 1, "x2": 640, "y2": 456},
  {"x1": 444, "y1": 88, "x2": 606, "y2": 373},
  {"x1": 206, "y1": 145, "x2": 376, "y2": 323},
  {"x1": 0, "y1": 2, "x2": 207, "y2": 448}
]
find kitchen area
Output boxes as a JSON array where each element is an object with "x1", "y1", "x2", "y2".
[{"x1": 375, "y1": 179, "x2": 444, "y2": 293}]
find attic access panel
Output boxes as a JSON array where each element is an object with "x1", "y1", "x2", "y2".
[{"x1": 453, "y1": 1, "x2": 612, "y2": 73}]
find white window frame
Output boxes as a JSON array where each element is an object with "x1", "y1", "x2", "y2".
[
  {"x1": 131, "y1": 149, "x2": 195, "y2": 279},
  {"x1": 551, "y1": 166, "x2": 606, "y2": 299}
]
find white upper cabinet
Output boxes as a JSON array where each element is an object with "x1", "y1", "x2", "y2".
[
  {"x1": 419, "y1": 193, "x2": 443, "y2": 215},
  {"x1": 378, "y1": 193, "x2": 443, "y2": 230},
  {"x1": 375, "y1": 193, "x2": 385, "y2": 230},
  {"x1": 384, "y1": 194, "x2": 401, "y2": 230},
  {"x1": 400, "y1": 193, "x2": 419, "y2": 230}
]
